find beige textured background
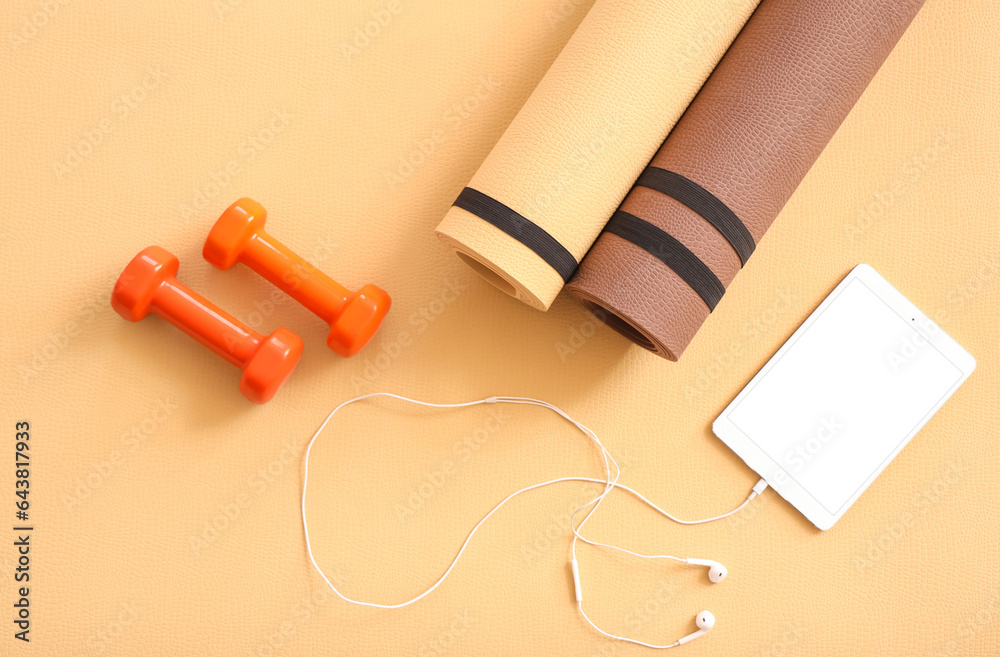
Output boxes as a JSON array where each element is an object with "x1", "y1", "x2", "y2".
[{"x1": 1, "y1": 0, "x2": 997, "y2": 655}]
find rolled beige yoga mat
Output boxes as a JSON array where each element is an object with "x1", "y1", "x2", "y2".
[
  {"x1": 435, "y1": 0, "x2": 760, "y2": 310},
  {"x1": 565, "y1": 0, "x2": 926, "y2": 360}
]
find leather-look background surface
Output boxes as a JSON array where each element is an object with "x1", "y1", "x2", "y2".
[{"x1": 1, "y1": 0, "x2": 996, "y2": 655}]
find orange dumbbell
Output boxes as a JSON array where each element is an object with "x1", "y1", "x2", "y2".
[
  {"x1": 204, "y1": 198, "x2": 391, "y2": 357},
  {"x1": 111, "y1": 246, "x2": 303, "y2": 404}
]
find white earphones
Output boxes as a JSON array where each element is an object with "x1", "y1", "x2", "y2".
[
  {"x1": 678, "y1": 611, "x2": 716, "y2": 645},
  {"x1": 301, "y1": 393, "x2": 766, "y2": 649},
  {"x1": 686, "y1": 558, "x2": 728, "y2": 583}
]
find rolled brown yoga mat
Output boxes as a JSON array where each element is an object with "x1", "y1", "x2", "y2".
[
  {"x1": 435, "y1": 0, "x2": 760, "y2": 311},
  {"x1": 565, "y1": 0, "x2": 926, "y2": 360}
]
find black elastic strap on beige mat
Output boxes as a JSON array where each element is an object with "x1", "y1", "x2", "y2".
[
  {"x1": 635, "y1": 167, "x2": 755, "y2": 266},
  {"x1": 453, "y1": 187, "x2": 578, "y2": 283},
  {"x1": 605, "y1": 211, "x2": 725, "y2": 311}
]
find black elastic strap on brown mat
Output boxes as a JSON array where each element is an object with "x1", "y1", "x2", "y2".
[
  {"x1": 453, "y1": 187, "x2": 578, "y2": 283},
  {"x1": 635, "y1": 167, "x2": 755, "y2": 265},
  {"x1": 604, "y1": 211, "x2": 725, "y2": 310}
]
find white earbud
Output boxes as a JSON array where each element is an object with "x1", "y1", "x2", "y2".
[
  {"x1": 676, "y1": 610, "x2": 716, "y2": 645},
  {"x1": 302, "y1": 393, "x2": 766, "y2": 650},
  {"x1": 685, "y1": 558, "x2": 728, "y2": 583}
]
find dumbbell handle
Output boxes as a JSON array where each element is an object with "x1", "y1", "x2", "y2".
[
  {"x1": 205, "y1": 198, "x2": 390, "y2": 357},
  {"x1": 240, "y1": 231, "x2": 350, "y2": 325},
  {"x1": 151, "y1": 277, "x2": 261, "y2": 367}
]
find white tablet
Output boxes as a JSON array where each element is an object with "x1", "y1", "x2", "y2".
[{"x1": 712, "y1": 264, "x2": 976, "y2": 530}]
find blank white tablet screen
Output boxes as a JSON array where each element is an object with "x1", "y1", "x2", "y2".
[{"x1": 727, "y1": 278, "x2": 964, "y2": 515}]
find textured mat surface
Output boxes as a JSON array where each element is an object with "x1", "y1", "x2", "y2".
[
  {"x1": 567, "y1": 0, "x2": 926, "y2": 360},
  {"x1": 1, "y1": 0, "x2": 997, "y2": 655},
  {"x1": 436, "y1": 0, "x2": 758, "y2": 310}
]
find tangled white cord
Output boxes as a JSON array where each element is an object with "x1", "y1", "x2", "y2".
[{"x1": 301, "y1": 393, "x2": 764, "y2": 649}]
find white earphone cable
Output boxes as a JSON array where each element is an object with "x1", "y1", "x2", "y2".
[{"x1": 300, "y1": 393, "x2": 764, "y2": 647}]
